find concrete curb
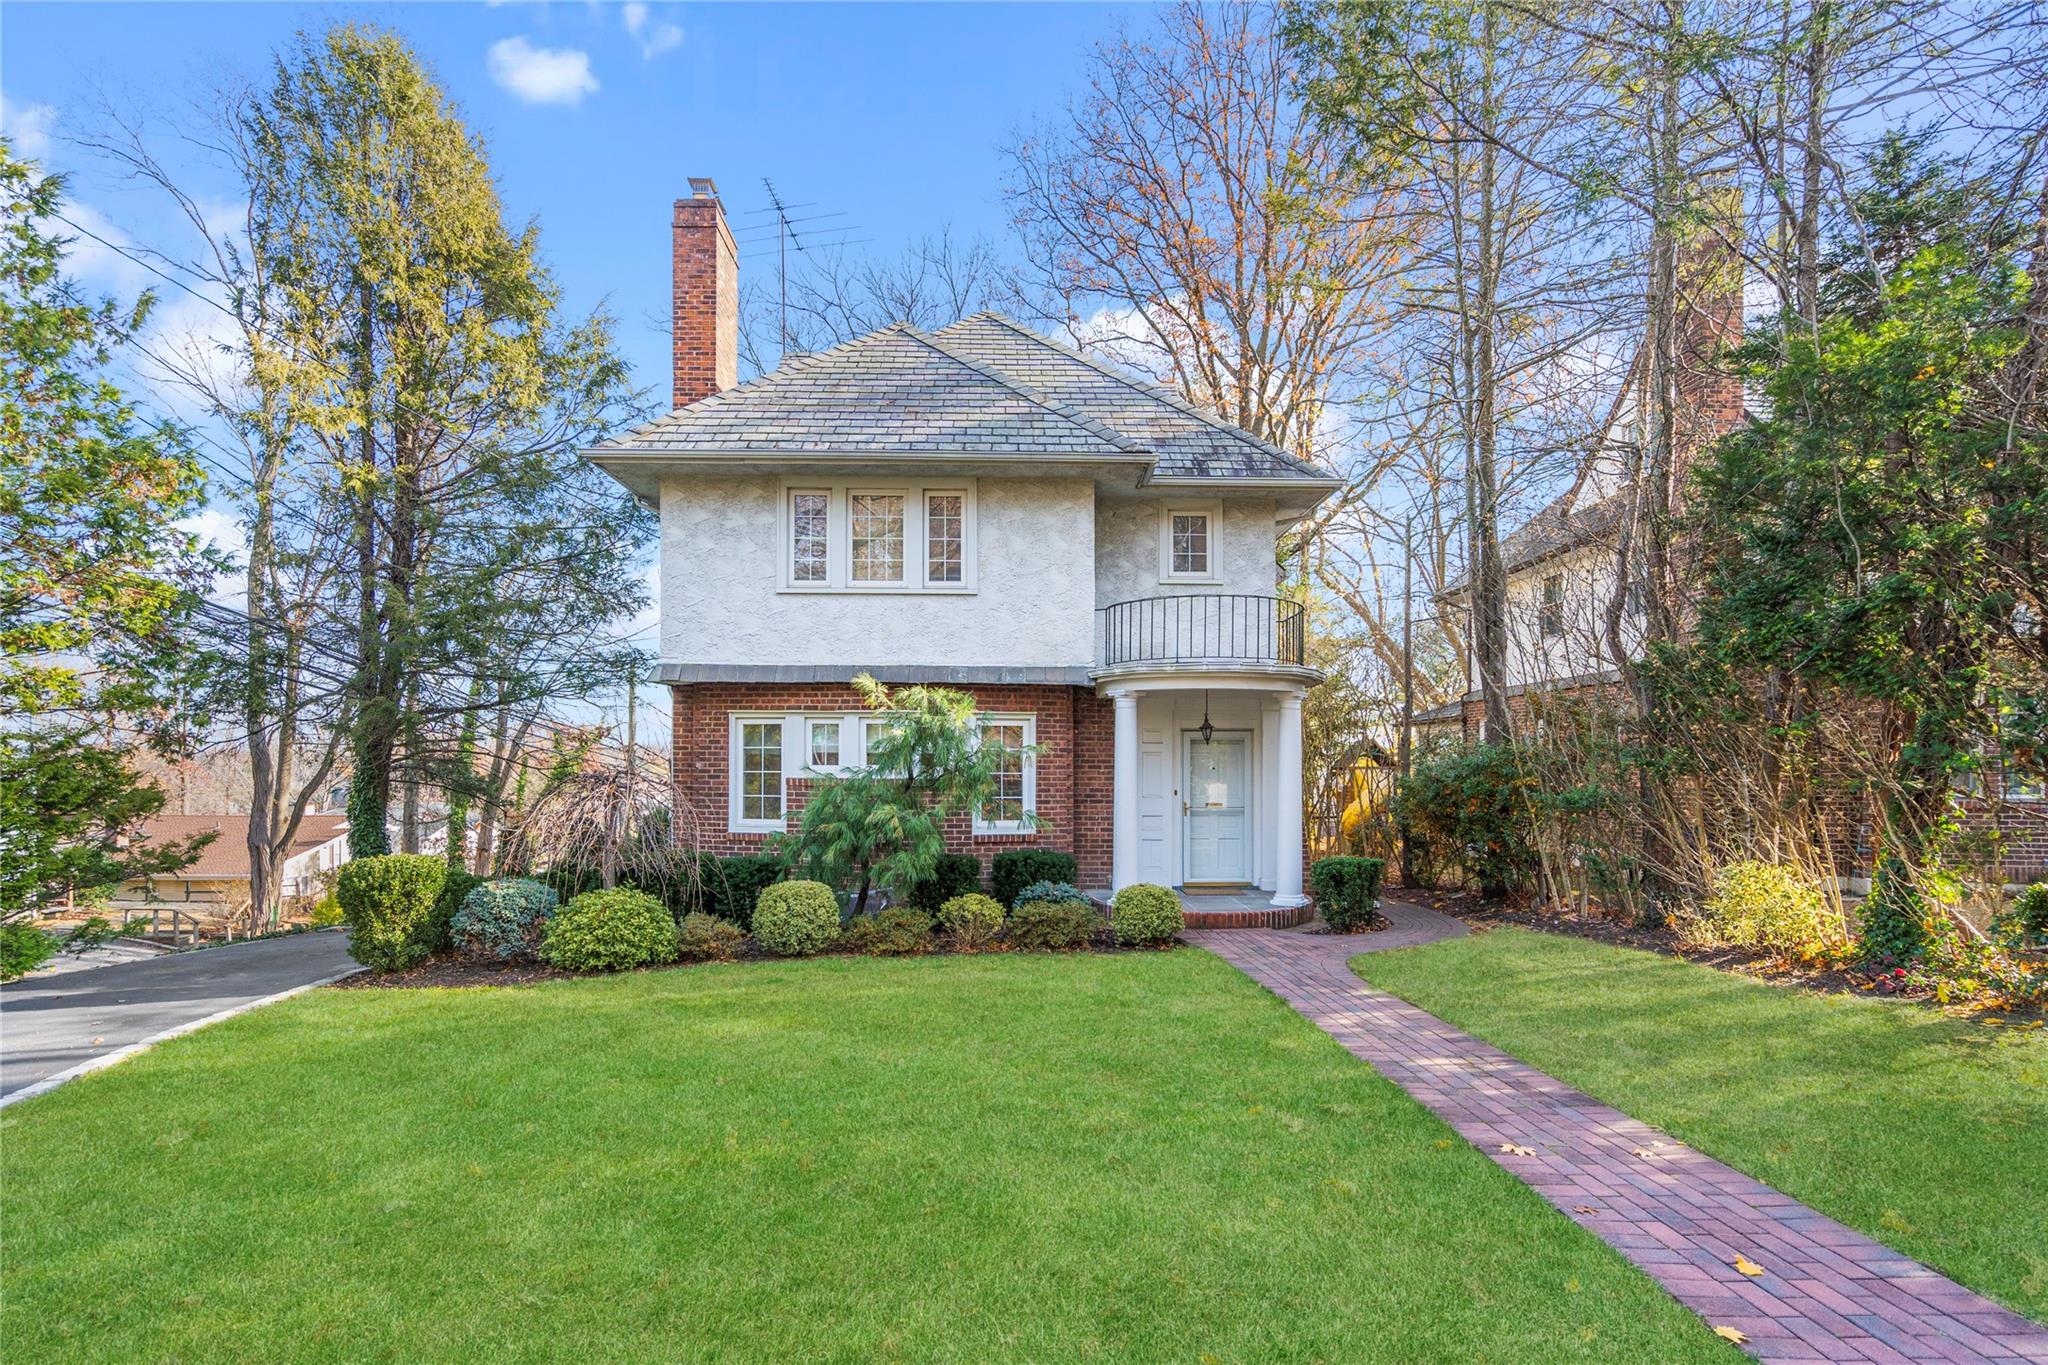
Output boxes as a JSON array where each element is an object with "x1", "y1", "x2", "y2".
[{"x1": 0, "y1": 964, "x2": 366, "y2": 1111}]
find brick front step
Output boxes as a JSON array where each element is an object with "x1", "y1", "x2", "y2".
[{"x1": 1180, "y1": 903, "x2": 1317, "y2": 930}]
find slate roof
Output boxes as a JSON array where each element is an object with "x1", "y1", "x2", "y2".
[{"x1": 590, "y1": 313, "x2": 1334, "y2": 484}]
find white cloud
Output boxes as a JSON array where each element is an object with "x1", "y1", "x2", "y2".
[
  {"x1": 1, "y1": 93, "x2": 56, "y2": 161},
  {"x1": 487, "y1": 37, "x2": 600, "y2": 106},
  {"x1": 56, "y1": 199, "x2": 152, "y2": 295},
  {"x1": 622, "y1": 3, "x2": 684, "y2": 59}
]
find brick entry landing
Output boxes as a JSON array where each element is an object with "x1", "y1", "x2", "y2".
[
  {"x1": 1194, "y1": 918, "x2": 2048, "y2": 1365},
  {"x1": 1087, "y1": 888, "x2": 1318, "y2": 929}
]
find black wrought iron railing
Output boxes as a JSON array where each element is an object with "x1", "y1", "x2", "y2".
[{"x1": 1098, "y1": 594, "x2": 1307, "y2": 669}]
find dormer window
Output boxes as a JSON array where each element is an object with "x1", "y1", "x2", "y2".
[{"x1": 1160, "y1": 502, "x2": 1222, "y2": 583}]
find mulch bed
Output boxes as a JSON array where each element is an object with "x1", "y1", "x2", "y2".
[
  {"x1": 1301, "y1": 912, "x2": 1393, "y2": 936},
  {"x1": 1404, "y1": 888, "x2": 2042, "y2": 1016},
  {"x1": 330, "y1": 935, "x2": 1180, "y2": 990}
]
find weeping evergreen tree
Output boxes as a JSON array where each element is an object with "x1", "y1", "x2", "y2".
[{"x1": 773, "y1": 675, "x2": 1036, "y2": 915}]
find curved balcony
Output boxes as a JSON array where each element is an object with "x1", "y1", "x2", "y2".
[{"x1": 1097, "y1": 593, "x2": 1308, "y2": 675}]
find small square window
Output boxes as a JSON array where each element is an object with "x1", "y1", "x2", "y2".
[
  {"x1": 1171, "y1": 513, "x2": 1210, "y2": 576},
  {"x1": 808, "y1": 719, "x2": 841, "y2": 770}
]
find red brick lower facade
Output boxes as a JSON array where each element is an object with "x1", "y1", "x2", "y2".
[{"x1": 669, "y1": 681, "x2": 1114, "y2": 889}]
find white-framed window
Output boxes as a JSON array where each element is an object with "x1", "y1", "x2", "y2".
[
  {"x1": 925, "y1": 490, "x2": 965, "y2": 585},
  {"x1": 973, "y1": 714, "x2": 1036, "y2": 834},
  {"x1": 1159, "y1": 502, "x2": 1222, "y2": 583},
  {"x1": 849, "y1": 491, "x2": 906, "y2": 585},
  {"x1": 730, "y1": 716, "x2": 786, "y2": 832},
  {"x1": 779, "y1": 479, "x2": 977, "y2": 592},
  {"x1": 807, "y1": 718, "x2": 843, "y2": 772},
  {"x1": 1539, "y1": 574, "x2": 1565, "y2": 638},
  {"x1": 789, "y1": 489, "x2": 830, "y2": 584}
]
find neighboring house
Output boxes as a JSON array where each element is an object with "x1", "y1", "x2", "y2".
[
  {"x1": 115, "y1": 814, "x2": 352, "y2": 917},
  {"x1": 586, "y1": 179, "x2": 1339, "y2": 921}
]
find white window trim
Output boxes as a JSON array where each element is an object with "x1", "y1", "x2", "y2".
[
  {"x1": 728, "y1": 714, "x2": 789, "y2": 834},
  {"x1": 1159, "y1": 501, "x2": 1223, "y2": 585},
  {"x1": 778, "y1": 477, "x2": 977, "y2": 594},
  {"x1": 972, "y1": 713, "x2": 1037, "y2": 835}
]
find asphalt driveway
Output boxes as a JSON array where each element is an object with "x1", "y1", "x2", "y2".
[{"x1": 0, "y1": 931, "x2": 360, "y2": 1103}]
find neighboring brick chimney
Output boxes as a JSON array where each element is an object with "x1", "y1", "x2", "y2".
[
  {"x1": 672, "y1": 176, "x2": 737, "y2": 409},
  {"x1": 1675, "y1": 186, "x2": 1745, "y2": 455}
]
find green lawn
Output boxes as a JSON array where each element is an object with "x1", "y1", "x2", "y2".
[
  {"x1": 1354, "y1": 928, "x2": 2048, "y2": 1324},
  {"x1": 3, "y1": 951, "x2": 1730, "y2": 1363}
]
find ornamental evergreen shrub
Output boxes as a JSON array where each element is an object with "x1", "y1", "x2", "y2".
[
  {"x1": 1, "y1": 922, "x2": 57, "y2": 981},
  {"x1": 1393, "y1": 744, "x2": 1535, "y2": 895},
  {"x1": 337, "y1": 854, "x2": 448, "y2": 971},
  {"x1": 1111, "y1": 884, "x2": 1183, "y2": 946},
  {"x1": 677, "y1": 911, "x2": 744, "y2": 962},
  {"x1": 705, "y1": 854, "x2": 783, "y2": 931},
  {"x1": 937, "y1": 892, "x2": 1005, "y2": 950},
  {"x1": 1013, "y1": 880, "x2": 1084, "y2": 910},
  {"x1": 542, "y1": 888, "x2": 678, "y2": 972},
  {"x1": 1859, "y1": 855, "x2": 1930, "y2": 963},
  {"x1": 903, "y1": 852, "x2": 983, "y2": 912},
  {"x1": 992, "y1": 849, "x2": 1079, "y2": 908},
  {"x1": 1309, "y1": 857, "x2": 1386, "y2": 933},
  {"x1": 431, "y1": 870, "x2": 484, "y2": 953},
  {"x1": 1007, "y1": 899, "x2": 1098, "y2": 950},
  {"x1": 1691, "y1": 861, "x2": 1843, "y2": 952},
  {"x1": 840, "y1": 907, "x2": 935, "y2": 956},
  {"x1": 752, "y1": 880, "x2": 840, "y2": 956},
  {"x1": 451, "y1": 878, "x2": 559, "y2": 961}
]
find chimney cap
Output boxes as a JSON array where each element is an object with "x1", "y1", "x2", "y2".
[{"x1": 688, "y1": 176, "x2": 720, "y2": 200}]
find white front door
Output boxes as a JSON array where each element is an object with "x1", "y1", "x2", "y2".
[{"x1": 1184, "y1": 732, "x2": 1251, "y2": 884}]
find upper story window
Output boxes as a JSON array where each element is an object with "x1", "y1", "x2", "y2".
[
  {"x1": 1160, "y1": 502, "x2": 1222, "y2": 584},
  {"x1": 780, "y1": 479, "x2": 976, "y2": 592},
  {"x1": 1539, "y1": 574, "x2": 1565, "y2": 638}
]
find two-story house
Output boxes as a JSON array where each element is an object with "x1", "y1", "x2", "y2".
[{"x1": 586, "y1": 180, "x2": 1339, "y2": 924}]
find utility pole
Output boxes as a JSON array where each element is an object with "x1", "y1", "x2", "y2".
[{"x1": 1398, "y1": 510, "x2": 1416, "y2": 885}]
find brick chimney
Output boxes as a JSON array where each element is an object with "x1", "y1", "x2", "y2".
[
  {"x1": 672, "y1": 176, "x2": 737, "y2": 409},
  {"x1": 1675, "y1": 186, "x2": 1745, "y2": 455}
]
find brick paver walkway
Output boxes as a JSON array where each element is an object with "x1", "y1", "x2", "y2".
[{"x1": 1194, "y1": 913, "x2": 2048, "y2": 1364}]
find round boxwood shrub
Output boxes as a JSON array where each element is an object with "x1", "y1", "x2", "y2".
[
  {"x1": 677, "y1": 911, "x2": 744, "y2": 963},
  {"x1": 1013, "y1": 879, "x2": 1084, "y2": 911},
  {"x1": 451, "y1": 877, "x2": 559, "y2": 962},
  {"x1": 337, "y1": 854, "x2": 449, "y2": 971},
  {"x1": 1007, "y1": 899, "x2": 1099, "y2": 951},
  {"x1": 542, "y1": 888, "x2": 678, "y2": 972},
  {"x1": 1309, "y1": 856, "x2": 1386, "y2": 933},
  {"x1": 937, "y1": 892, "x2": 1005, "y2": 950},
  {"x1": 753, "y1": 881, "x2": 841, "y2": 957},
  {"x1": 1111, "y1": 884, "x2": 1183, "y2": 947},
  {"x1": 840, "y1": 907, "x2": 934, "y2": 956}
]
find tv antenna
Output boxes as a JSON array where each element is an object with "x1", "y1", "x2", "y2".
[{"x1": 734, "y1": 179, "x2": 870, "y2": 356}]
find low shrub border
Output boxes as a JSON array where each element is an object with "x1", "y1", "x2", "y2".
[
  {"x1": 1309, "y1": 856, "x2": 1387, "y2": 934},
  {"x1": 1110, "y1": 884, "x2": 1183, "y2": 947}
]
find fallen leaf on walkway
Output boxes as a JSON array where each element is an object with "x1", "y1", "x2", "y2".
[
  {"x1": 1498, "y1": 1143, "x2": 1538, "y2": 1156},
  {"x1": 1713, "y1": 1326, "x2": 1748, "y2": 1345},
  {"x1": 1632, "y1": 1147, "x2": 1657, "y2": 1158},
  {"x1": 1572, "y1": 1205, "x2": 1602, "y2": 1215},
  {"x1": 1734, "y1": 1256, "x2": 1765, "y2": 1277}
]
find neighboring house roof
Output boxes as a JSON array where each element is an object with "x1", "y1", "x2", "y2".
[
  {"x1": 590, "y1": 312, "x2": 1337, "y2": 486},
  {"x1": 130, "y1": 814, "x2": 349, "y2": 880}
]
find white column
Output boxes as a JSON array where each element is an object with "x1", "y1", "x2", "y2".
[
  {"x1": 1272, "y1": 692, "x2": 1306, "y2": 906},
  {"x1": 1258, "y1": 700, "x2": 1280, "y2": 892},
  {"x1": 1112, "y1": 692, "x2": 1141, "y2": 891}
]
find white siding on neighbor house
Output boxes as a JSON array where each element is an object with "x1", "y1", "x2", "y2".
[
  {"x1": 1093, "y1": 496, "x2": 1281, "y2": 610},
  {"x1": 660, "y1": 473, "x2": 1097, "y2": 670},
  {"x1": 1481, "y1": 543, "x2": 1645, "y2": 689}
]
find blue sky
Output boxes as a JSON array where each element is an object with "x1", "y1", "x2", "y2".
[{"x1": 3, "y1": 2, "x2": 1146, "y2": 736}]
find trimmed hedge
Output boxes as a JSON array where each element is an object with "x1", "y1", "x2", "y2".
[
  {"x1": 1309, "y1": 856, "x2": 1385, "y2": 933},
  {"x1": 542, "y1": 888, "x2": 678, "y2": 972},
  {"x1": 753, "y1": 881, "x2": 840, "y2": 957},
  {"x1": 704, "y1": 854, "x2": 783, "y2": 931},
  {"x1": 902, "y1": 852, "x2": 983, "y2": 913},
  {"x1": 840, "y1": 907, "x2": 934, "y2": 956},
  {"x1": 451, "y1": 878, "x2": 558, "y2": 962},
  {"x1": 337, "y1": 854, "x2": 448, "y2": 971},
  {"x1": 937, "y1": 893, "x2": 1005, "y2": 950},
  {"x1": 1007, "y1": 899, "x2": 1099, "y2": 951},
  {"x1": 992, "y1": 849, "x2": 1078, "y2": 909},
  {"x1": 1111, "y1": 884, "x2": 1183, "y2": 947}
]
